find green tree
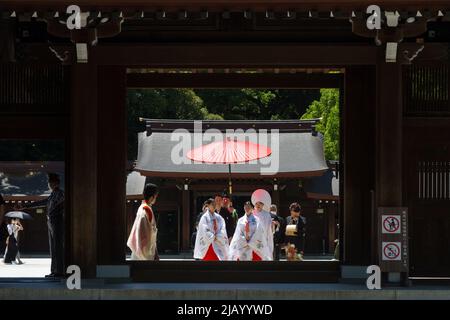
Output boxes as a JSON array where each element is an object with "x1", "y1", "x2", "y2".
[
  {"x1": 301, "y1": 88, "x2": 340, "y2": 160},
  {"x1": 127, "y1": 89, "x2": 209, "y2": 159},
  {"x1": 194, "y1": 89, "x2": 274, "y2": 120},
  {"x1": 266, "y1": 89, "x2": 320, "y2": 120},
  {"x1": 127, "y1": 88, "x2": 207, "y2": 121}
]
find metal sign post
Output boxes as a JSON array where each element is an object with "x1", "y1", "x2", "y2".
[{"x1": 378, "y1": 207, "x2": 409, "y2": 285}]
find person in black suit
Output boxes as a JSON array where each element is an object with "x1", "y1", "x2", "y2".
[
  {"x1": 285, "y1": 202, "x2": 306, "y2": 255},
  {"x1": 18, "y1": 173, "x2": 64, "y2": 277},
  {"x1": 215, "y1": 192, "x2": 236, "y2": 240},
  {"x1": 269, "y1": 204, "x2": 285, "y2": 261}
]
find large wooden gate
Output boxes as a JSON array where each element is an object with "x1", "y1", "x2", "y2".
[{"x1": 403, "y1": 63, "x2": 450, "y2": 277}]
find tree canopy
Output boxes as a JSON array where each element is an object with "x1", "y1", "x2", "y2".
[{"x1": 301, "y1": 88, "x2": 340, "y2": 160}]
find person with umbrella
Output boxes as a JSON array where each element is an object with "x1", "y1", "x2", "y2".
[
  {"x1": 3, "y1": 211, "x2": 33, "y2": 265},
  {"x1": 3, "y1": 216, "x2": 24, "y2": 264},
  {"x1": 17, "y1": 173, "x2": 65, "y2": 278}
]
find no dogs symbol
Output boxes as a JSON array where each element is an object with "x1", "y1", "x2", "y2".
[
  {"x1": 382, "y1": 242, "x2": 401, "y2": 261},
  {"x1": 382, "y1": 215, "x2": 401, "y2": 234}
]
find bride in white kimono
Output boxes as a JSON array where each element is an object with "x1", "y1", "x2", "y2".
[
  {"x1": 251, "y1": 189, "x2": 274, "y2": 260},
  {"x1": 229, "y1": 201, "x2": 272, "y2": 261},
  {"x1": 194, "y1": 198, "x2": 229, "y2": 260}
]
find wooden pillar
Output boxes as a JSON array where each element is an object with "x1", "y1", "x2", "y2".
[
  {"x1": 327, "y1": 204, "x2": 337, "y2": 254},
  {"x1": 69, "y1": 61, "x2": 98, "y2": 277},
  {"x1": 97, "y1": 66, "x2": 127, "y2": 265},
  {"x1": 375, "y1": 53, "x2": 404, "y2": 283},
  {"x1": 342, "y1": 66, "x2": 376, "y2": 265},
  {"x1": 182, "y1": 189, "x2": 190, "y2": 251},
  {"x1": 376, "y1": 60, "x2": 403, "y2": 206}
]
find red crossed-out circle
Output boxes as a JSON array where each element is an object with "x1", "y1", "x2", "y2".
[
  {"x1": 383, "y1": 243, "x2": 400, "y2": 260},
  {"x1": 383, "y1": 216, "x2": 400, "y2": 233}
]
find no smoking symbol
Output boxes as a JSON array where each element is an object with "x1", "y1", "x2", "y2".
[
  {"x1": 383, "y1": 242, "x2": 401, "y2": 261},
  {"x1": 382, "y1": 215, "x2": 400, "y2": 233}
]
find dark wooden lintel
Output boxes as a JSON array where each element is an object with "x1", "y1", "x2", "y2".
[
  {"x1": 127, "y1": 72, "x2": 343, "y2": 88},
  {"x1": 92, "y1": 43, "x2": 378, "y2": 66}
]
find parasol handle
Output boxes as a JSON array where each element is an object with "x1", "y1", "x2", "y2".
[{"x1": 228, "y1": 163, "x2": 233, "y2": 196}]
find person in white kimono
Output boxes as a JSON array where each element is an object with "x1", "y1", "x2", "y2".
[
  {"x1": 251, "y1": 189, "x2": 274, "y2": 261},
  {"x1": 194, "y1": 198, "x2": 229, "y2": 261},
  {"x1": 229, "y1": 201, "x2": 272, "y2": 261},
  {"x1": 127, "y1": 183, "x2": 159, "y2": 261}
]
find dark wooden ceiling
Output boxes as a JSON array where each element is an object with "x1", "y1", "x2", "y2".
[{"x1": 1, "y1": 0, "x2": 450, "y2": 11}]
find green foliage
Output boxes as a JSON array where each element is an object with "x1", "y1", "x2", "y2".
[
  {"x1": 127, "y1": 89, "x2": 207, "y2": 121},
  {"x1": 301, "y1": 89, "x2": 340, "y2": 160}
]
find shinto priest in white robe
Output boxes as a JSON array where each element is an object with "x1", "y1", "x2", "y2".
[
  {"x1": 229, "y1": 213, "x2": 272, "y2": 261},
  {"x1": 127, "y1": 201, "x2": 158, "y2": 260},
  {"x1": 194, "y1": 209, "x2": 229, "y2": 260}
]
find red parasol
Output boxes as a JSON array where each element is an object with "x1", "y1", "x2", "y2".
[{"x1": 187, "y1": 137, "x2": 272, "y2": 195}]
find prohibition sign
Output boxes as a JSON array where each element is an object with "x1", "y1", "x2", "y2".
[
  {"x1": 382, "y1": 216, "x2": 400, "y2": 233},
  {"x1": 383, "y1": 242, "x2": 400, "y2": 260}
]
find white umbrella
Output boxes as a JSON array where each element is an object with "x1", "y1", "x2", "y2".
[{"x1": 5, "y1": 211, "x2": 33, "y2": 220}]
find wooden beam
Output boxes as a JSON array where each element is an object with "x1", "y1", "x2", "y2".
[
  {"x1": 0, "y1": 115, "x2": 68, "y2": 139},
  {"x1": 402, "y1": 43, "x2": 449, "y2": 63},
  {"x1": 0, "y1": 161, "x2": 64, "y2": 172},
  {"x1": 69, "y1": 61, "x2": 98, "y2": 278},
  {"x1": 143, "y1": 118, "x2": 319, "y2": 133},
  {"x1": 181, "y1": 189, "x2": 190, "y2": 250},
  {"x1": 130, "y1": 260, "x2": 340, "y2": 283},
  {"x1": 92, "y1": 44, "x2": 378, "y2": 66},
  {"x1": 97, "y1": 66, "x2": 127, "y2": 265},
  {"x1": 189, "y1": 183, "x2": 274, "y2": 192},
  {"x1": 343, "y1": 66, "x2": 376, "y2": 265},
  {"x1": 127, "y1": 73, "x2": 342, "y2": 89},
  {"x1": 1, "y1": 1, "x2": 449, "y2": 12},
  {"x1": 376, "y1": 57, "x2": 403, "y2": 207},
  {"x1": 136, "y1": 170, "x2": 327, "y2": 179}
]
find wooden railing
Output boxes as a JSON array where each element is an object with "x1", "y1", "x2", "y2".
[
  {"x1": 0, "y1": 64, "x2": 68, "y2": 114},
  {"x1": 404, "y1": 64, "x2": 450, "y2": 116},
  {"x1": 418, "y1": 161, "x2": 450, "y2": 200}
]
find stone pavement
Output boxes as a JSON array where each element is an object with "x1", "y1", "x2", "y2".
[
  {"x1": 0, "y1": 280, "x2": 449, "y2": 300},
  {"x1": 0, "y1": 256, "x2": 335, "y2": 278},
  {"x1": 1, "y1": 258, "x2": 450, "y2": 300},
  {"x1": 0, "y1": 258, "x2": 49, "y2": 278}
]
